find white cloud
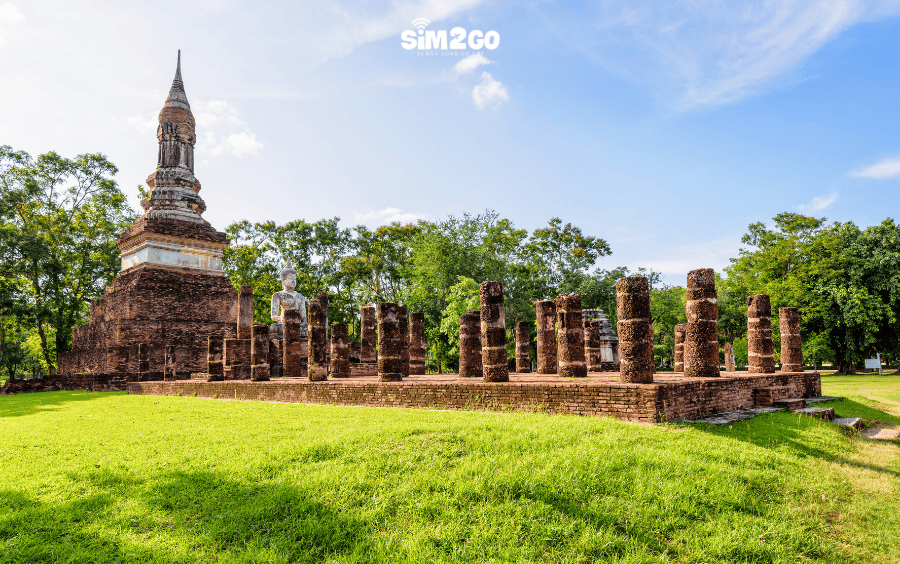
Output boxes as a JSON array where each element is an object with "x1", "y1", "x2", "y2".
[
  {"x1": 797, "y1": 193, "x2": 838, "y2": 212},
  {"x1": 454, "y1": 53, "x2": 493, "y2": 75},
  {"x1": 851, "y1": 156, "x2": 900, "y2": 179},
  {"x1": 543, "y1": 0, "x2": 900, "y2": 109},
  {"x1": 471, "y1": 72, "x2": 509, "y2": 110},
  {"x1": 205, "y1": 131, "x2": 263, "y2": 157},
  {"x1": 352, "y1": 207, "x2": 430, "y2": 226},
  {"x1": 637, "y1": 235, "x2": 741, "y2": 280},
  {"x1": 0, "y1": 2, "x2": 25, "y2": 48},
  {"x1": 126, "y1": 112, "x2": 158, "y2": 134}
]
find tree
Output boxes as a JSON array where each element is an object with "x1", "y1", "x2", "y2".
[{"x1": 0, "y1": 146, "x2": 136, "y2": 370}]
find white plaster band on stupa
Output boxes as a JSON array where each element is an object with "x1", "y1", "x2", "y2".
[{"x1": 120, "y1": 238, "x2": 224, "y2": 275}]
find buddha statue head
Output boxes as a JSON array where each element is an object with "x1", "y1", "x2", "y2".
[{"x1": 280, "y1": 260, "x2": 297, "y2": 292}]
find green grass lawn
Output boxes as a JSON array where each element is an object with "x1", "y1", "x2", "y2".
[{"x1": 0, "y1": 378, "x2": 897, "y2": 563}]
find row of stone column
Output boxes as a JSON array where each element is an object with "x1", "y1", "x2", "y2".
[{"x1": 670, "y1": 273, "x2": 804, "y2": 375}]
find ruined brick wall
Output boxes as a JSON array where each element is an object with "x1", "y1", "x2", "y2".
[{"x1": 60, "y1": 265, "x2": 238, "y2": 376}]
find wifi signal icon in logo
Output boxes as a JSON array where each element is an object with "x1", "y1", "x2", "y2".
[{"x1": 412, "y1": 18, "x2": 430, "y2": 32}]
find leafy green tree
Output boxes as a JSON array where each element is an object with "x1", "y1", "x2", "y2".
[{"x1": 0, "y1": 146, "x2": 135, "y2": 370}]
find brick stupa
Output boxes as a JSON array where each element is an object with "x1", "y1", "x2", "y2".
[{"x1": 58, "y1": 52, "x2": 239, "y2": 380}]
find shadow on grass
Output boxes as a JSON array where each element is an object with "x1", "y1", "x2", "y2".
[
  {"x1": 0, "y1": 390, "x2": 120, "y2": 419},
  {"x1": 0, "y1": 468, "x2": 369, "y2": 563},
  {"x1": 685, "y1": 404, "x2": 900, "y2": 479}
]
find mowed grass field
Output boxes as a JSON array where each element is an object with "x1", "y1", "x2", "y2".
[{"x1": 0, "y1": 377, "x2": 897, "y2": 563}]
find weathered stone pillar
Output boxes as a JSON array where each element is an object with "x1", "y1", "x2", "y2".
[
  {"x1": 207, "y1": 336, "x2": 224, "y2": 381},
  {"x1": 360, "y1": 305, "x2": 376, "y2": 363},
  {"x1": 481, "y1": 282, "x2": 509, "y2": 382},
  {"x1": 224, "y1": 339, "x2": 251, "y2": 379},
  {"x1": 164, "y1": 345, "x2": 176, "y2": 381},
  {"x1": 779, "y1": 307, "x2": 803, "y2": 372},
  {"x1": 138, "y1": 342, "x2": 149, "y2": 374},
  {"x1": 555, "y1": 293, "x2": 587, "y2": 378},
  {"x1": 268, "y1": 339, "x2": 283, "y2": 378},
  {"x1": 747, "y1": 294, "x2": 775, "y2": 373},
  {"x1": 398, "y1": 305, "x2": 410, "y2": 377},
  {"x1": 584, "y1": 320, "x2": 602, "y2": 372},
  {"x1": 536, "y1": 300, "x2": 557, "y2": 374},
  {"x1": 317, "y1": 291, "x2": 330, "y2": 363},
  {"x1": 350, "y1": 341, "x2": 361, "y2": 363},
  {"x1": 684, "y1": 268, "x2": 720, "y2": 378},
  {"x1": 616, "y1": 277, "x2": 654, "y2": 383},
  {"x1": 515, "y1": 321, "x2": 531, "y2": 373},
  {"x1": 250, "y1": 324, "x2": 270, "y2": 381},
  {"x1": 283, "y1": 309, "x2": 304, "y2": 378},
  {"x1": 409, "y1": 312, "x2": 426, "y2": 375},
  {"x1": 237, "y1": 285, "x2": 253, "y2": 340},
  {"x1": 377, "y1": 302, "x2": 403, "y2": 382},
  {"x1": 330, "y1": 322, "x2": 350, "y2": 378},
  {"x1": 724, "y1": 342, "x2": 735, "y2": 372},
  {"x1": 673, "y1": 323, "x2": 686, "y2": 372},
  {"x1": 308, "y1": 299, "x2": 328, "y2": 381},
  {"x1": 459, "y1": 310, "x2": 482, "y2": 378}
]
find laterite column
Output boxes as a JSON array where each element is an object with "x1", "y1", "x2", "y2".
[
  {"x1": 684, "y1": 268, "x2": 720, "y2": 378},
  {"x1": 779, "y1": 307, "x2": 803, "y2": 372},
  {"x1": 585, "y1": 320, "x2": 602, "y2": 372},
  {"x1": 360, "y1": 305, "x2": 376, "y2": 363},
  {"x1": 377, "y1": 302, "x2": 403, "y2": 381},
  {"x1": 536, "y1": 300, "x2": 557, "y2": 374},
  {"x1": 673, "y1": 323, "x2": 686, "y2": 372},
  {"x1": 459, "y1": 311, "x2": 482, "y2": 378},
  {"x1": 268, "y1": 339, "x2": 283, "y2": 378},
  {"x1": 555, "y1": 293, "x2": 586, "y2": 378},
  {"x1": 515, "y1": 321, "x2": 531, "y2": 373},
  {"x1": 409, "y1": 312, "x2": 426, "y2": 375},
  {"x1": 747, "y1": 294, "x2": 775, "y2": 373},
  {"x1": 399, "y1": 305, "x2": 410, "y2": 377},
  {"x1": 207, "y1": 336, "x2": 224, "y2": 381},
  {"x1": 237, "y1": 285, "x2": 253, "y2": 340},
  {"x1": 283, "y1": 309, "x2": 305, "y2": 378},
  {"x1": 330, "y1": 322, "x2": 350, "y2": 378},
  {"x1": 308, "y1": 299, "x2": 328, "y2": 381},
  {"x1": 616, "y1": 277, "x2": 654, "y2": 383},
  {"x1": 250, "y1": 324, "x2": 270, "y2": 381},
  {"x1": 480, "y1": 281, "x2": 509, "y2": 382}
]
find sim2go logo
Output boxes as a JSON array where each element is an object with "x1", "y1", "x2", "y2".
[{"x1": 401, "y1": 19, "x2": 500, "y2": 51}]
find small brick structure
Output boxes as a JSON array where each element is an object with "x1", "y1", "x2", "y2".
[
  {"x1": 535, "y1": 300, "x2": 557, "y2": 374},
  {"x1": 377, "y1": 302, "x2": 404, "y2": 382},
  {"x1": 556, "y1": 293, "x2": 586, "y2": 378},
  {"x1": 779, "y1": 307, "x2": 803, "y2": 372},
  {"x1": 207, "y1": 336, "x2": 224, "y2": 381},
  {"x1": 350, "y1": 341, "x2": 361, "y2": 363},
  {"x1": 224, "y1": 338, "x2": 250, "y2": 379},
  {"x1": 360, "y1": 305, "x2": 376, "y2": 363},
  {"x1": 409, "y1": 312, "x2": 426, "y2": 375},
  {"x1": 283, "y1": 309, "x2": 305, "y2": 378},
  {"x1": 459, "y1": 310, "x2": 482, "y2": 378},
  {"x1": 307, "y1": 299, "x2": 327, "y2": 381},
  {"x1": 515, "y1": 321, "x2": 531, "y2": 373},
  {"x1": 584, "y1": 320, "x2": 602, "y2": 372},
  {"x1": 616, "y1": 277, "x2": 654, "y2": 384},
  {"x1": 268, "y1": 338, "x2": 283, "y2": 378},
  {"x1": 250, "y1": 324, "x2": 270, "y2": 381},
  {"x1": 747, "y1": 294, "x2": 775, "y2": 373},
  {"x1": 684, "y1": 268, "x2": 720, "y2": 378},
  {"x1": 128, "y1": 370, "x2": 822, "y2": 424},
  {"x1": 673, "y1": 323, "x2": 686, "y2": 373},
  {"x1": 480, "y1": 281, "x2": 509, "y2": 382},
  {"x1": 330, "y1": 322, "x2": 350, "y2": 378}
]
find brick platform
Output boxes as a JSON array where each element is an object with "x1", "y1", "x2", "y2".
[{"x1": 126, "y1": 371, "x2": 820, "y2": 423}]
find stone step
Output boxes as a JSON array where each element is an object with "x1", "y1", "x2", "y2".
[
  {"x1": 774, "y1": 397, "x2": 807, "y2": 410},
  {"x1": 806, "y1": 396, "x2": 844, "y2": 404},
  {"x1": 861, "y1": 428, "x2": 900, "y2": 441},
  {"x1": 792, "y1": 406, "x2": 835, "y2": 420},
  {"x1": 753, "y1": 386, "x2": 791, "y2": 407},
  {"x1": 832, "y1": 417, "x2": 863, "y2": 430}
]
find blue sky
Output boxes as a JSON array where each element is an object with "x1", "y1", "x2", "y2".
[{"x1": 1, "y1": 0, "x2": 898, "y2": 283}]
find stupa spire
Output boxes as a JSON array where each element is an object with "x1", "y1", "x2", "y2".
[{"x1": 164, "y1": 49, "x2": 190, "y2": 111}]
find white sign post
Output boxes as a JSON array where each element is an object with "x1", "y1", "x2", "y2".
[{"x1": 864, "y1": 353, "x2": 883, "y2": 375}]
